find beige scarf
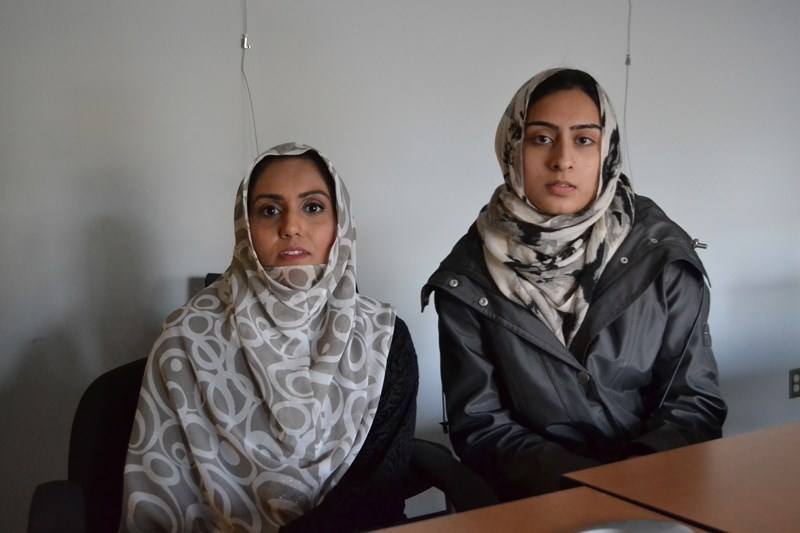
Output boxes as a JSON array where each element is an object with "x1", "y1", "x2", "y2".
[{"x1": 478, "y1": 69, "x2": 635, "y2": 346}]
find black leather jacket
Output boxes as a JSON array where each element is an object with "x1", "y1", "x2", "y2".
[{"x1": 422, "y1": 196, "x2": 727, "y2": 500}]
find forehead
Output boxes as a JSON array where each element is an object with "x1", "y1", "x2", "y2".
[
  {"x1": 525, "y1": 89, "x2": 600, "y2": 124},
  {"x1": 251, "y1": 157, "x2": 329, "y2": 194}
]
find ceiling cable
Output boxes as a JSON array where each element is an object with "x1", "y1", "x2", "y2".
[
  {"x1": 623, "y1": 0, "x2": 633, "y2": 178},
  {"x1": 241, "y1": 0, "x2": 260, "y2": 156}
]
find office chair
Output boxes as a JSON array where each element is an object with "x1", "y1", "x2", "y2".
[
  {"x1": 28, "y1": 357, "x2": 496, "y2": 532},
  {"x1": 28, "y1": 357, "x2": 146, "y2": 533}
]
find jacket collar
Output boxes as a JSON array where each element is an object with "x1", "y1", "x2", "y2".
[{"x1": 423, "y1": 195, "x2": 710, "y2": 365}]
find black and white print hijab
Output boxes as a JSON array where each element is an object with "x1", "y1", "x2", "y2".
[
  {"x1": 477, "y1": 68, "x2": 635, "y2": 346},
  {"x1": 123, "y1": 143, "x2": 396, "y2": 532}
]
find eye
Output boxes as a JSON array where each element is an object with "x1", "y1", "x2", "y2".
[
  {"x1": 304, "y1": 201, "x2": 327, "y2": 214},
  {"x1": 526, "y1": 134, "x2": 553, "y2": 145},
  {"x1": 257, "y1": 205, "x2": 280, "y2": 217},
  {"x1": 576, "y1": 136, "x2": 595, "y2": 146}
]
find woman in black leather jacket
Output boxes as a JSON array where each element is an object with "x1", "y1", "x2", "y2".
[{"x1": 422, "y1": 68, "x2": 727, "y2": 501}]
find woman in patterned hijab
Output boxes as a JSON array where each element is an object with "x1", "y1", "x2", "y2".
[{"x1": 122, "y1": 142, "x2": 418, "y2": 532}]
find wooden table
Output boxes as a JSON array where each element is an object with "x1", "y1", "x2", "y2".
[
  {"x1": 565, "y1": 422, "x2": 800, "y2": 532},
  {"x1": 382, "y1": 487, "x2": 701, "y2": 532}
]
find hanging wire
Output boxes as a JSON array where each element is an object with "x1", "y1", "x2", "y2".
[
  {"x1": 241, "y1": 0, "x2": 260, "y2": 156},
  {"x1": 623, "y1": 0, "x2": 633, "y2": 178}
]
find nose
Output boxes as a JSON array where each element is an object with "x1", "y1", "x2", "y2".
[
  {"x1": 550, "y1": 140, "x2": 574, "y2": 171},
  {"x1": 279, "y1": 210, "x2": 302, "y2": 238}
]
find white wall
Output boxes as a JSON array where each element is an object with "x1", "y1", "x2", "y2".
[{"x1": 2, "y1": 1, "x2": 799, "y2": 530}]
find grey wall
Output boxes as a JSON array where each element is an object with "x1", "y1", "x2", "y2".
[{"x1": 2, "y1": 0, "x2": 799, "y2": 529}]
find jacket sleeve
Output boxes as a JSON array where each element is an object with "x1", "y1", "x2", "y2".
[
  {"x1": 434, "y1": 291, "x2": 601, "y2": 500},
  {"x1": 621, "y1": 262, "x2": 727, "y2": 456}
]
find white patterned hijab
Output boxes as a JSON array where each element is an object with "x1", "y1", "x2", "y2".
[
  {"x1": 123, "y1": 142, "x2": 396, "y2": 532},
  {"x1": 477, "y1": 68, "x2": 635, "y2": 346}
]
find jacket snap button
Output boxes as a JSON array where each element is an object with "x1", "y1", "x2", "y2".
[
  {"x1": 448, "y1": 278, "x2": 459, "y2": 288},
  {"x1": 578, "y1": 371, "x2": 591, "y2": 385},
  {"x1": 478, "y1": 297, "x2": 488, "y2": 307},
  {"x1": 650, "y1": 238, "x2": 658, "y2": 244},
  {"x1": 620, "y1": 257, "x2": 629, "y2": 264}
]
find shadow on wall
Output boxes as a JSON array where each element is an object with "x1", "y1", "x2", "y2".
[
  {"x1": 715, "y1": 276, "x2": 800, "y2": 436},
  {"x1": 82, "y1": 215, "x2": 163, "y2": 370},
  {"x1": 720, "y1": 370, "x2": 795, "y2": 437},
  {"x1": 0, "y1": 208, "x2": 164, "y2": 531}
]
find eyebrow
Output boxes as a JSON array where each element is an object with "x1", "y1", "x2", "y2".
[
  {"x1": 251, "y1": 189, "x2": 332, "y2": 202},
  {"x1": 525, "y1": 120, "x2": 602, "y2": 131}
]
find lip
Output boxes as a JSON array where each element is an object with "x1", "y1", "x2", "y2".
[
  {"x1": 278, "y1": 247, "x2": 312, "y2": 262},
  {"x1": 546, "y1": 182, "x2": 576, "y2": 196}
]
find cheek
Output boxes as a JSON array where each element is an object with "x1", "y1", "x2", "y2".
[
  {"x1": 521, "y1": 149, "x2": 544, "y2": 183},
  {"x1": 582, "y1": 147, "x2": 602, "y2": 171},
  {"x1": 589, "y1": 163, "x2": 602, "y2": 192},
  {"x1": 521, "y1": 148, "x2": 536, "y2": 175},
  {"x1": 522, "y1": 166, "x2": 544, "y2": 199},
  {"x1": 576, "y1": 152, "x2": 600, "y2": 184},
  {"x1": 315, "y1": 222, "x2": 337, "y2": 262},
  {"x1": 321, "y1": 223, "x2": 337, "y2": 251},
  {"x1": 249, "y1": 225, "x2": 273, "y2": 262}
]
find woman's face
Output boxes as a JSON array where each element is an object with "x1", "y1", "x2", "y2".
[
  {"x1": 522, "y1": 88, "x2": 602, "y2": 215},
  {"x1": 248, "y1": 158, "x2": 336, "y2": 268}
]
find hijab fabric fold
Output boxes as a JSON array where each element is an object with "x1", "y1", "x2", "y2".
[
  {"x1": 477, "y1": 68, "x2": 635, "y2": 346},
  {"x1": 123, "y1": 142, "x2": 395, "y2": 532}
]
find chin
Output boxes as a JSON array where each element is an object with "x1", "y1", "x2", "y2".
[{"x1": 542, "y1": 199, "x2": 593, "y2": 216}]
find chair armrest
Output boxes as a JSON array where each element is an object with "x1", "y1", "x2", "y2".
[
  {"x1": 28, "y1": 480, "x2": 86, "y2": 533},
  {"x1": 406, "y1": 438, "x2": 498, "y2": 512}
]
